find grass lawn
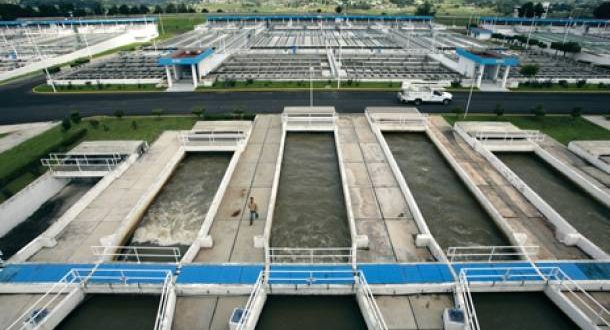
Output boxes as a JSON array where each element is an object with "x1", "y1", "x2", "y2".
[
  {"x1": 510, "y1": 83, "x2": 610, "y2": 92},
  {"x1": 443, "y1": 115, "x2": 610, "y2": 145},
  {"x1": 198, "y1": 80, "x2": 402, "y2": 91},
  {"x1": 0, "y1": 116, "x2": 197, "y2": 203},
  {"x1": 158, "y1": 14, "x2": 206, "y2": 39},
  {"x1": 34, "y1": 84, "x2": 164, "y2": 93}
]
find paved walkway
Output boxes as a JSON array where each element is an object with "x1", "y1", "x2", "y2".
[
  {"x1": 194, "y1": 115, "x2": 281, "y2": 263},
  {"x1": 29, "y1": 132, "x2": 183, "y2": 263},
  {"x1": 584, "y1": 115, "x2": 610, "y2": 131},
  {"x1": 428, "y1": 117, "x2": 587, "y2": 260},
  {"x1": 337, "y1": 115, "x2": 431, "y2": 263},
  {"x1": 0, "y1": 121, "x2": 57, "y2": 153}
]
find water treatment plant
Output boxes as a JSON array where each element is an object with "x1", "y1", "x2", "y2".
[{"x1": 0, "y1": 8, "x2": 608, "y2": 330}]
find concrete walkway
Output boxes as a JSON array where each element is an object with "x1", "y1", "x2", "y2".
[
  {"x1": 584, "y1": 115, "x2": 610, "y2": 131},
  {"x1": 538, "y1": 136, "x2": 610, "y2": 195},
  {"x1": 337, "y1": 115, "x2": 431, "y2": 263},
  {"x1": 0, "y1": 121, "x2": 57, "y2": 153},
  {"x1": 376, "y1": 294, "x2": 453, "y2": 330},
  {"x1": 30, "y1": 132, "x2": 183, "y2": 263},
  {"x1": 428, "y1": 117, "x2": 587, "y2": 260},
  {"x1": 194, "y1": 115, "x2": 281, "y2": 263},
  {"x1": 172, "y1": 296, "x2": 247, "y2": 330}
]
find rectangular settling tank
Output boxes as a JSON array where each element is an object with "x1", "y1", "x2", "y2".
[
  {"x1": 255, "y1": 295, "x2": 367, "y2": 330},
  {"x1": 55, "y1": 294, "x2": 160, "y2": 330},
  {"x1": 473, "y1": 292, "x2": 579, "y2": 330},
  {"x1": 497, "y1": 152, "x2": 610, "y2": 253},
  {"x1": 127, "y1": 152, "x2": 232, "y2": 257},
  {"x1": 383, "y1": 133, "x2": 509, "y2": 249},
  {"x1": 271, "y1": 133, "x2": 350, "y2": 248},
  {"x1": 0, "y1": 179, "x2": 97, "y2": 259}
]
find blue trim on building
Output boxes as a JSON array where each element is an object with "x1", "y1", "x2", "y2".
[
  {"x1": 480, "y1": 16, "x2": 609, "y2": 27},
  {"x1": 159, "y1": 48, "x2": 214, "y2": 66},
  {"x1": 469, "y1": 27, "x2": 492, "y2": 34},
  {"x1": 207, "y1": 15, "x2": 432, "y2": 22},
  {"x1": 456, "y1": 48, "x2": 519, "y2": 66},
  {"x1": 0, "y1": 17, "x2": 157, "y2": 27}
]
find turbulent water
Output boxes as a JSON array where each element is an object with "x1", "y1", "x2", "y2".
[
  {"x1": 498, "y1": 152, "x2": 610, "y2": 253},
  {"x1": 130, "y1": 153, "x2": 231, "y2": 247},
  {"x1": 0, "y1": 179, "x2": 96, "y2": 259},
  {"x1": 384, "y1": 133, "x2": 509, "y2": 249},
  {"x1": 271, "y1": 133, "x2": 350, "y2": 248}
]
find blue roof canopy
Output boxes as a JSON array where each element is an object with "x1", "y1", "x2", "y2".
[
  {"x1": 469, "y1": 27, "x2": 492, "y2": 34},
  {"x1": 159, "y1": 48, "x2": 214, "y2": 66},
  {"x1": 0, "y1": 17, "x2": 156, "y2": 27},
  {"x1": 456, "y1": 48, "x2": 519, "y2": 66},
  {"x1": 480, "y1": 16, "x2": 609, "y2": 27},
  {"x1": 207, "y1": 15, "x2": 432, "y2": 22}
]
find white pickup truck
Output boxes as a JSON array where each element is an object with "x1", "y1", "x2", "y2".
[{"x1": 397, "y1": 85, "x2": 453, "y2": 105}]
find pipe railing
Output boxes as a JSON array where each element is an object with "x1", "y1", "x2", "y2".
[
  {"x1": 235, "y1": 272, "x2": 265, "y2": 330},
  {"x1": 91, "y1": 245, "x2": 182, "y2": 263},
  {"x1": 474, "y1": 130, "x2": 544, "y2": 143},
  {"x1": 267, "y1": 247, "x2": 354, "y2": 264},
  {"x1": 281, "y1": 112, "x2": 336, "y2": 127},
  {"x1": 181, "y1": 130, "x2": 247, "y2": 146},
  {"x1": 446, "y1": 245, "x2": 540, "y2": 262},
  {"x1": 266, "y1": 269, "x2": 356, "y2": 286},
  {"x1": 153, "y1": 272, "x2": 176, "y2": 330},
  {"x1": 356, "y1": 272, "x2": 388, "y2": 330},
  {"x1": 41, "y1": 153, "x2": 125, "y2": 173}
]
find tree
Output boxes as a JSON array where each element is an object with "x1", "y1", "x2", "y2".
[
  {"x1": 550, "y1": 41, "x2": 581, "y2": 57},
  {"x1": 594, "y1": 2, "x2": 610, "y2": 19},
  {"x1": 153, "y1": 5, "x2": 163, "y2": 14},
  {"x1": 452, "y1": 106, "x2": 464, "y2": 117},
  {"x1": 571, "y1": 107, "x2": 582, "y2": 119},
  {"x1": 494, "y1": 104, "x2": 505, "y2": 117},
  {"x1": 130, "y1": 6, "x2": 141, "y2": 15},
  {"x1": 519, "y1": 2, "x2": 535, "y2": 17},
  {"x1": 113, "y1": 110, "x2": 124, "y2": 119},
  {"x1": 70, "y1": 111, "x2": 81, "y2": 124},
  {"x1": 520, "y1": 64, "x2": 539, "y2": 81},
  {"x1": 118, "y1": 4, "x2": 130, "y2": 15},
  {"x1": 131, "y1": 120, "x2": 138, "y2": 130},
  {"x1": 534, "y1": 3, "x2": 545, "y2": 17},
  {"x1": 177, "y1": 4, "x2": 188, "y2": 13},
  {"x1": 202, "y1": 8, "x2": 209, "y2": 13},
  {"x1": 415, "y1": 1, "x2": 436, "y2": 16},
  {"x1": 192, "y1": 106, "x2": 205, "y2": 118},
  {"x1": 152, "y1": 108, "x2": 164, "y2": 119},
  {"x1": 107, "y1": 5, "x2": 119, "y2": 15},
  {"x1": 335, "y1": 6, "x2": 343, "y2": 14},
  {"x1": 165, "y1": 3, "x2": 177, "y2": 13},
  {"x1": 139, "y1": 5, "x2": 149, "y2": 14}
]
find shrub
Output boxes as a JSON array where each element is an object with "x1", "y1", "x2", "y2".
[
  {"x1": 558, "y1": 80, "x2": 569, "y2": 88},
  {"x1": 531, "y1": 104, "x2": 545, "y2": 119},
  {"x1": 152, "y1": 108, "x2": 164, "y2": 118},
  {"x1": 131, "y1": 120, "x2": 138, "y2": 130},
  {"x1": 102, "y1": 124, "x2": 110, "y2": 132},
  {"x1": 571, "y1": 107, "x2": 582, "y2": 119},
  {"x1": 494, "y1": 104, "x2": 504, "y2": 117},
  {"x1": 70, "y1": 111, "x2": 81, "y2": 124},
  {"x1": 598, "y1": 82, "x2": 606, "y2": 89},
  {"x1": 113, "y1": 110, "x2": 125, "y2": 119},
  {"x1": 452, "y1": 107, "x2": 464, "y2": 117},
  {"x1": 89, "y1": 119, "x2": 100, "y2": 128},
  {"x1": 576, "y1": 79, "x2": 587, "y2": 88},
  {"x1": 61, "y1": 117, "x2": 71, "y2": 131},
  {"x1": 451, "y1": 79, "x2": 462, "y2": 88}
]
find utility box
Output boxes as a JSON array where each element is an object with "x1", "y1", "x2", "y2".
[{"x1": 443, "y1": 308, "x2": 466, "y2": 330}]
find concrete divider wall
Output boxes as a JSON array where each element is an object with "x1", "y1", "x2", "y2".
[
  {"x1": 38, "y1": 287, "x2": 85, "y2": 330},
  {"x1": 334, "y1": 129, "x2": 363, "y2": 251},
  {"x1": 366, "y1": 118, "x2": 446, "y2": 262},
  {"x1": 453, "y1": 126, "x2": 609, "y2": 260},
  {"x1": 242, "y1": 290, "x2": 267, "y2": 330},
  {"x1": 182, "y1": 129, "x2": 252, "y2": 262},
  {"x1": 535, "y1": 146, "x2": 610, "y2": 207},
  {"x1": 426, "y1": 127, "x2": 523, "y2": 249},
  {"x1": 103, "y1": 147, "x2": 185, "y2": 260},
  {"x1": 10, "y1": 154, "x2": 139, "y2": 263},
  {"x1": 568, "y1": 142, "x2": 610, "y2": 175},
  {"x1": 263, "y1": 123, "x2": 287, "y2": 254},
  {"x1": 0, "y1": 172, "x2": 68, "y2": 237},
  {"x1": 160, "y1": 287, "x2": 177, "y2": 330},
  {"x1": 544, "y1": 286, "x2": 599, "y2": 330}
]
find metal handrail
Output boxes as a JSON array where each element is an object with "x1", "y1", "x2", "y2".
[
  {"x1": 267, "y1": 269, "x2": 356, "y2": 285},
  {"x1": 41, "y1": 152, "x2": 124, "y2": 173},
  {"x1": 456, "y1": 271, "x2": 481, "y2": 330},
  {"x1": 153, "y1": 272, "x2": 175, "y2": 330},
  {"x1": 356, "y1": 272, "x2": 388, "y2": 330},
  {"x1": 267, "y1": 247, "x2": 353, "y2": 264},
  {"x1": 446, "y1": 245, "x2": 539, "y2": 262},
  {"x1": 281, "y1": 112, "x2": 336, "y2": 127},
  {"x1": 474, "y1": 130, "x2": 544, "y2": 143},
  {"x1": 235, "y1": 272, "x2": 265, "y2": 330},
  {"x1": 181, "y1": 130, "x2": 246, "y2": 146},
  {"x1": 91, "y1": 245, "x2": 181, "y2": 263}
]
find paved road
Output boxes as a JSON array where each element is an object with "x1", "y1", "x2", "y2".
[{"x1": 1, "y1": 77, "x2": 609, "y2": 124}]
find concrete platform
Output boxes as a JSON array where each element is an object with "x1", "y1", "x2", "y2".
[
  {"x1": 0, "y1": 294, "x2": 46, "y2": 329},
  {"x1": 0, "y1": 122, "x2": 57, "y2": 153},
  {"x1": 67, "y1": 140, "x2": 146, "y2": 155},
  {"x1": 429, "y1": 117, "x2": 587, "y2": 260},
  {"x1": 584, "y1": 115, "x2": 610, "y2": 131},
  {"x1": 568, "y1": 140, "x2": 610, "y2": 175},
  {"x1": 376, "y1": 294, "x2": 453, "y2": 330},
  {"x1": 337, "y1": 115, "x2": 431, "y2": 263},
  {"x1": 194, "y1": 115, "x2": 281, "y2": 263},
  {"x1": 29, "y1": 132, "x2": 183, "y2": 263},
  {"x1": 172, "y1": 295, "x2": 248, "y2": 330}
]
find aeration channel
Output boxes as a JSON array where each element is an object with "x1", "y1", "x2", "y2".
[
  {"x1": 126, "y1": 152, "x2": 232, "y2": 259},
  {"x1": 384, "y1": 133, "x2": 509, "y2": 249},
  {"x1": 271, "y1": 133, "x2": 350, "y2": 248},
  {"x1": 497, "y1": 152, "x2": 610, "y2": 253}
]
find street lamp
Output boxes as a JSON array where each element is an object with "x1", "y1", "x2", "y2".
[{"x1": 464, "y1": 66, "x2": 479, "y2": 119}]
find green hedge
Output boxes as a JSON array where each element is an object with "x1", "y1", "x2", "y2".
[{"x1": 0, "y1": 128, "x2": 87, "y2": 190}]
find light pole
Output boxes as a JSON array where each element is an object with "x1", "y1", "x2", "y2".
[
  {"x1": 464, "y1": 66, "x2": 478, "y2": 119},
  {"x1": 309, "y1": 66, "x2": 314, "y2": 107}
]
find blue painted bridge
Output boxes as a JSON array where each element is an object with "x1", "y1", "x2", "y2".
[{"x1": 0, "y1": 262, "x2": 609, "y2": 285}]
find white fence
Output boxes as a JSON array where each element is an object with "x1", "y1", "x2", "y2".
[
  {"x1": 91, "y1": 245, "x2": 181, "y2": 263},
  {"x1": 281, "y1": 107, "x2": 336, "y2": 130},
  {"x1": 41, "y1": 153, "x2": 125, "y2": 174},
  {"x1": 473, "y1": 130, "x2": 544, "y2": 143},
  {"x1": 356, "y1": 272, "x2": 389, "y2": 330},
  {"x1": 235, "y1": 273, "x2": 266, "y2": 330},
  {"x1": 266, "y1": 247, "x2": 354, "y2": 265},
  {"x1": 446, "y1": 245, "x2": 540, "y2": 262},
  {"x1": 180, "y1": 130, "x2": 248, "y2": 148}
]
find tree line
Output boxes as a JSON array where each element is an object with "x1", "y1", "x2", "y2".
[{"x1": 0, "y1": 2, "x2": 202, "y2": 21}]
